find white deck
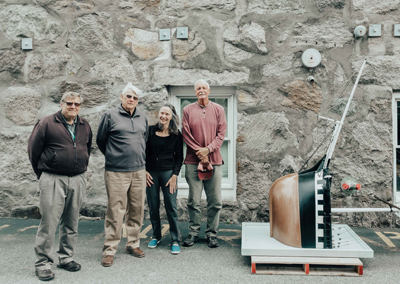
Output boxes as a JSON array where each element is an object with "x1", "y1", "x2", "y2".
[{"x1": 241, "y1": 222, "x2": 373, "y2": 258}]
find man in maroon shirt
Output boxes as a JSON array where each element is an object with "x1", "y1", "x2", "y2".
[{"x1": 182, "y1": 79, "x2": 227, "y2": 248}]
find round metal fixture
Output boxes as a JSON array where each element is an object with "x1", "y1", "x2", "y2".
[{"x1": 301, "y1": 49, "x2": 321, "y2": 68}]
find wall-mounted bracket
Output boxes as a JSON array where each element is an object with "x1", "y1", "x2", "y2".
[
  {"x1": 394, "y1": 24, "x2": 400, "y2": 37},
  {"x1": 368, "y1": 24, "x2": 381, "y2": 37},
  {"x1": 177, "y1": 27, "x2": 188, "y2": 39},
  {"x1": 21, "y1": 38, "x2": 33, "y2": 50},
  {"x1": 159, "y1": 29, "x2": 170, "y2": 41}
]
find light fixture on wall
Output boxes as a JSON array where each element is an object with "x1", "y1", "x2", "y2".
[
  {"x1": 354, "y1": 26, "x2": 366, "y2": 37},
  {"x1": 301, "y1": 48, "x2": 321, "y2": 68}
]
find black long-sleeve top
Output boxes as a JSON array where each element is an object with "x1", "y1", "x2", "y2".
[{"x1": 145, "y1": 125, "x2": 183, "y2": 176}]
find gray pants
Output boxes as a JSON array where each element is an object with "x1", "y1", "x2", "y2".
[
  {"x1": 35, "y1": 172, "x2": 85, "y2": 270},
  {"x1": 185, "y1": 164, "x2": 222, "y2": 237}
]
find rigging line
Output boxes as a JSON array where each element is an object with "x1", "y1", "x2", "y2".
[
  {"x1": 320, "y1": 68, "x2": 359, "y2": 115},
  {"x1": 321, "y1": 76, "x2": 357, "y2": 116},
  {"x1": 298, "y1": 126, "x2": 336, "y2": 173}
]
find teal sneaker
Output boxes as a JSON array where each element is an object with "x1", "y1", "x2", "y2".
[
  {"x1": 171, "y1": 243, "x2": 180, "y2": 255},
  {"x1": 148, "y1": 239, "x2": 160, "y2": 248}
]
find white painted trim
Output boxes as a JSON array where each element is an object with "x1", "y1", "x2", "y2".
[{"x1": 392, "y1": 92, "x2": 400, "y2": 216}]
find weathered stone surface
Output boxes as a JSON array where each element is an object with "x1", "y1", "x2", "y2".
[
  {"x1": 0, "y1": 5, "x2": 63, "y2": 42},
  {"x1": 163, "y1": 0, "x2": 236, "y2": 16},
  {"x1": 51, "y1": 0, "x2": 95, "y2": 11},
  {"x1": 352, "y1": 119, "x2": 391, "y2": 153},
  {"x1": 353, "y1": 0, "x2": 400, "y2": 14},
  {"x1": 0, "y1": 132, "x2": 35, "y2": 183},
  {"x1": 223, "y1": 22, "x2": 268, "y2": 54},
  {"x1": 279, "y1": 80, "x2": 322, "y2": 113},
  {"x1": 368, "y1": 98, "x2": 391, "y2": 124},
  {"x1": 27, "y1": 52, "x2": 80, "y2": 81},
  {"x1": 331, "y1": 98, "x2": 357, "y2": 116},
  {"x1": 153, "y1": 67, "x2": 249, "y2": 85},
  {"x1": 123, "y1": 28, "x2": 164, "y2": 60},
  {"x1": 351, "y1": 56, "x2": 400, "y2": 89},
  {"x1": 223, "y1": 43, "x2": 253, "y2": 63},
  {"x1": 237, "y1": 159, "x2": 272, "y2": 218},
  {"x1": 117, "y1": 14, "x2": 151, "y2": 29},
  {"x1": 4, "y1": 87, "x2": 41, "y2": 126},
  {"x1": 172, "y1": 31, "x2": 206, "y2": 62},
  {"x1": 316, "y1": 0, "x2": 345, "y2": 12},
  {"x1": 90, "y1": 54, "x2": 139, "y2": 83},
  {"x1": 263, "y1": 54, "x2": 294, "y2": 78},
  {"x1": 247, "y1": 0, "x2": 306, "y2": 14},
  {"x1": 155, "y1": 16, "x2": 178, "y2": 29},
  {"x1": 11, "y1": 205, "x2": 41, "y2": 219},
  {"x1": 119, "y1": 0, "x2": 161, "y2": 15},
  {"x1": 50, "y1": 81, "x2": 111, "y2": 108},
  {"x1": 0, "y1": 48, "x2": 27, "y2": 74},
  {"x1": 68, "y1": 12, "x2": 114, "y2": 52},
  {"x1": 291, "y1": 18, "x2": 353, "y2": 48},
  {"x1": 237, "y1": 112, "x2": 299, "y2": 161}
]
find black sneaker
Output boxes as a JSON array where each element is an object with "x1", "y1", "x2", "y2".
[
  {"x1": 183, "y1": 234, "x2": 198, "y2": 246},
  {"x1": 35, "y1": 269, "x2": 55, "y2": 281},
  {"x1": 206, "y1": 236, "x2": 219, "y2": 248}
]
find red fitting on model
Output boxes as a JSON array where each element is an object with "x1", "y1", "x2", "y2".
[
  {"x1": 342, "y1": 183, "x2": 349, "y2": 190},
  {"x1": 356, "y1": 183, "x2": 361, "y2": 190}
]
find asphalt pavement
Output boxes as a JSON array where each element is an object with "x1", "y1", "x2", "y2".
[{"x1": 1, "y1": 218, "x2": 400, "y2": 284}]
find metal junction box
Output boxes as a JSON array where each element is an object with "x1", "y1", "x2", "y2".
[{"x1": 369, "y1": 24, "x2": 381, "y2": 37}]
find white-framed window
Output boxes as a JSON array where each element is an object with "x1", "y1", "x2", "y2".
[
  {"x1": 169, "y1": 86, "x2": 237, "y2": 200},
  {"x1": 392, "y1": 92, "x2": 400, "y2": 207}
]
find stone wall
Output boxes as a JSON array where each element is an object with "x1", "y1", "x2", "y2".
[{"x1": 0, "y1": 0, "x2": 399, "y2": 228}]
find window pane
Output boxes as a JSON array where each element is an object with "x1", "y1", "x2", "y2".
[
  {"x1": 398, "y1": 101, "x2": 400, "y2": 146},
  {"x1": 397, "y1": 149, "x2": 400, "y2": 192}
]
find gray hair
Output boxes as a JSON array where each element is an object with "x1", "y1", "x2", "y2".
[
  {"x1": 155, "y1": 103, "x2": 180, "y2": 135},
  {"x1": 122, "y1": 82, "x2": 142, "y2": 97},
  {"x1": 194, "y1": 79, "x2": 210, "y2": 90},
  {"x1": 60, "y1": 92, "x2": 83, "y2": 104}
]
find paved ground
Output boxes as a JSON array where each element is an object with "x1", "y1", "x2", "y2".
[{"x1": 1, "y1": 218, "x2": 400, "y2": 283}]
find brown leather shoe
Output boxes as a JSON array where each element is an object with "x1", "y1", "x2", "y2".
[
  {"x1": 101, "y1": 255, "x2": 113, "y2": 267},
  {"x1": 126, "y1": 247, "x2": 145, "y2": 258}
]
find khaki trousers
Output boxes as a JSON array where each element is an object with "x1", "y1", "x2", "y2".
[
  {"x1": 35, "y1": 172, "x2": 86, "y2": 270},
  {"x1": 103, "y1": 170, "x2": 146, "y2": 255}
]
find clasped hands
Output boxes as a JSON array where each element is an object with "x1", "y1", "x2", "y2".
[
  {"x1": 146, "y1": 171, "x2": 177, "y2": 194},
  {"x1": 196, "y1": 147, "x2": 210, "y2": 164}
]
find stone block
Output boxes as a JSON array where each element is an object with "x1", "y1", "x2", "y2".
[
  {"x1": 50, "y1": 81, "x2": 112, "y2": 108},
  {"x1": 68, "y1": 12, "x2": 114, "y2": 52},
  {"x1": 263, "y1": 54, "x2": 294, "y2": 78},
  {"x1": 237, "y1": 111, "x2": 298, "y2": 160},
  {"x1": 247, "y1": 0, "x2": 306, "y2": 14},
  {"x1": 352, "y1": 0, "x2": 400, "y2": 14},
  {"x1": 91, "y1": 54, "x2": 139, "y2": 83},
  {"x1": 279, "y1": 80, "x2": 323, "y2": 113},
  {"x1": 51, "y1": 0, "x2": 95, "y2": 11},
  {"x1": 153, "y1": 67, "x2": 249, "y2": 86},
  {"x1": 163, "y1": 0, "x2": 236, "y2": 16},
  {"x1": 119, "y1": 0, "x2": 161, "y2": 15},
  {"x1": 316, "y1": 0, "x2": 345, "y2": 12},
  {"x1": 351, "y1": 55, "x2": 400, "y2": 89},
  {"x1": 27, "y1": 52, "x2": 81, "y2": 81},
  {"x1": 291, "y1": 18, "x2": 352, "y2": 48},
  {"x1": 0, "y1": 5, "x2": 63, "y2": 42},
  {"x1": 223, "y1": 22, "x2": 268, "y2": 54},
  {"x1": 123, "y1": 28, "x2": 164, "y2": 60},
  {"x1": 0, "y1": 47, "x2": 27, "y2": 74},
  {"x1": 4, "y1": 87, "x2": 41, "y2": 126},
  {"x1": 172, "y1": 30, "x2": 206, "y2": 62},
  {"x1": 224, "y1": 43, "x2": 253, "y2": 63}
]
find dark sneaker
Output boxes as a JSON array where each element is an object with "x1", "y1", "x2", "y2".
[
  {"x1": 57, "y1": 260, "x2": 81, "y2": 272},
  {"x1": 207, "y1": 236, "x2": 219, "y2": 248},
  {"x1": 35, "y1": 269, "x2": 55, "y2": 281},
  {"x1": 183, "y1": 234, "x2": 198, "y2": 247}
]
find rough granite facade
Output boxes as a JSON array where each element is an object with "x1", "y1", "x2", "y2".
[{"x1": 0, "y1": 0, "x2": 399, "y2": 228}]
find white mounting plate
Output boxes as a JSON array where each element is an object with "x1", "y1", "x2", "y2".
[
  {"x1": 241, "y1": 222, "x2": 373, "y2": 258},
  {"x1": 301, "y1": 48, "x2": 321, "y2": 68},
  {"x1": 21, "y1": 38, "x2": 32, "y2": 50},
  {"x1": 394, "y1": 24, "x2": 400, "y2": 37},
  {"x1": 369, "y1": 24, "x2": 381, "y2": 37},
  {"x1": 177, "y1": 27, "x2": 188, "y2": 39},
  {"x1": 159, "y1": 29, "x2": 170, "y2": 41}
]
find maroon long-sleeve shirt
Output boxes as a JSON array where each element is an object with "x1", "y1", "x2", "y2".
[{"x1": 182, "y1": 101, "x2": 227, "y2": 165}]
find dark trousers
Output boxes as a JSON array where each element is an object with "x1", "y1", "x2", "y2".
[{"x1": 146, "y1": 170, "x2": 179, "y2": 243}]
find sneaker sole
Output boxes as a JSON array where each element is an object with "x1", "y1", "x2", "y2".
[
  {"x1": 148, "y1": 241, "x2": 160, "y2": 249},
  {"x1": 35, "y1": 271, "x2": 55, "y2": 281},
  {"x1": 171, "y1": 251, "x2": 180, "y2": 254}
]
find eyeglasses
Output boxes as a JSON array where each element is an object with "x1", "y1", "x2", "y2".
[
  {"x1": 63, "y1": 101, "x2": 81, "y2": 107},
  {"x1": 126, "y1": 95, "x2": 139, "y2": 101}
]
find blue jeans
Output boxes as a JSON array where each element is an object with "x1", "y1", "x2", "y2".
[
  {"x1": 185, "y1": 164, "x2": 222, "y2": 237},
  {"x1": 146, "y1": 170, "x2": 179, "y2": 243}
]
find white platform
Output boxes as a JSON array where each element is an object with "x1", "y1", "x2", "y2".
[{"x1": 241, "y1": 222, "x2": 373, "y2": 258}]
